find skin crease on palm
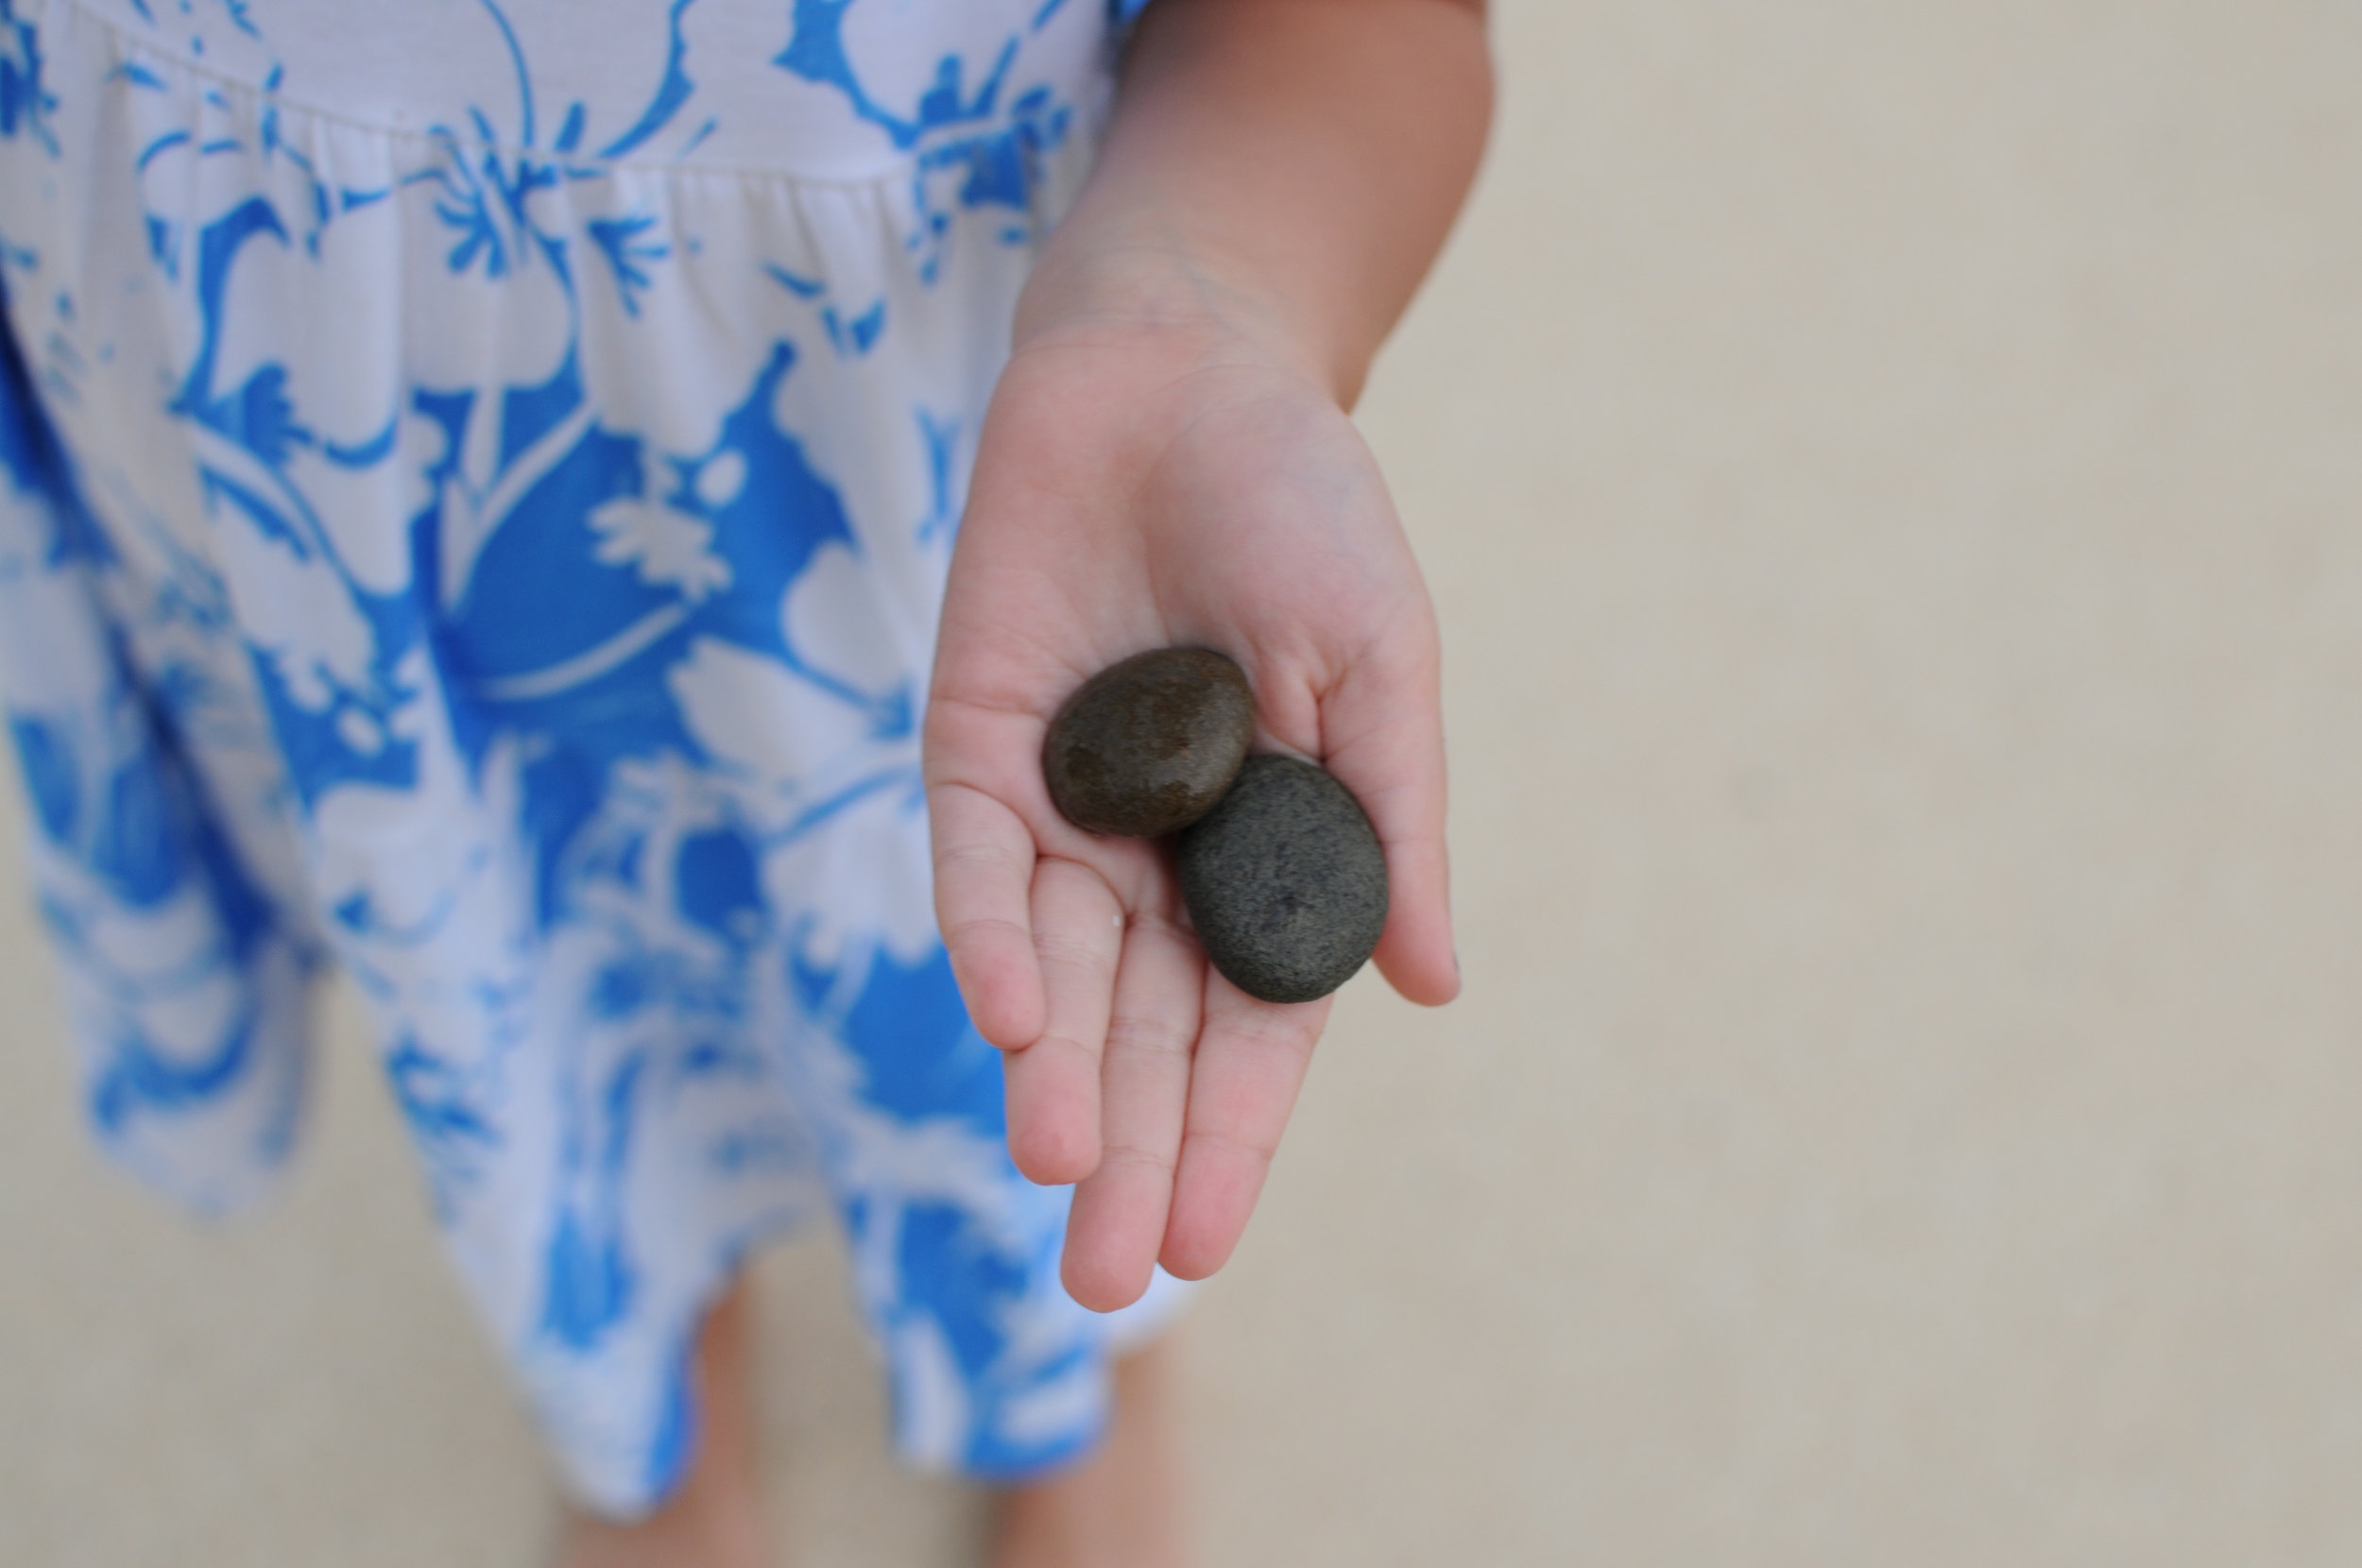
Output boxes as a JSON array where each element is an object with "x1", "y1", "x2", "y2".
[{"x1": 924, "y1": 0, "x2": 1494, "y2": 1316}]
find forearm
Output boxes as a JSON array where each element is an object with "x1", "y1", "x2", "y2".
[{"x1": 1020, "y1": 0, "x2": 1494, "y2": 406}]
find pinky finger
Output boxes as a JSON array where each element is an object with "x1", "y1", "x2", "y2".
[{"x1": 929, "y1": 781, "x2": 1045, "y2": 1049}]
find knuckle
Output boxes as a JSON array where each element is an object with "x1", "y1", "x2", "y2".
[
  {"x1": 1218, "y1": 1009, "x2": 1320, "y2": 1061},
  {"x1": 1027, "y1": 1031, "x2": 1101, "y2": 1066},
  {"x1": 944, "y1": 912, "x2": 1029, "y2": 948},
  {"x1": 1181, "y1": 1124, "x2": 1274, "y2": 1171},
  {"x1": 937, "y1": 840, "x2": 1024, "y2": 879},
  {"x1": 1122, "y1": 908, "x2": 1193, "y2": 948},
  {"x1": 1096, "y1": 1138, "x2": 1177, "y2": 1179},
  {"x1": 1035, "y1": 928, "x2": 1114, "y2": 976},
  {"x1": 1104, "y1": 1010, "x2": 1192, "y2": 1065}
]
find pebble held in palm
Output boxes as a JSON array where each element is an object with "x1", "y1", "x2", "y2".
[
  {"x1": 1176, "y1": 754, "x2": 1390, "y2": 1004},
  {"x1": 1043, "y1": 647, "x2": 1257, "y2": 837}
]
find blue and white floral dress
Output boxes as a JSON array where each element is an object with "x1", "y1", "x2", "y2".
[{"x1": 0, "y1": 0, "x2": 1184, "y2": 1516}]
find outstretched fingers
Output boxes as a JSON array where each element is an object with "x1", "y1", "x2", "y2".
[
  {"x1": 1063, "y1": 910, "x2": 1204, "y2": 1311},
  {"x1": 1158, "y1": 983, "x2": 1331, "y2": 1280},
  {"x1": 1001, "y1": 856, "x2": 1123, "y2": 1185}
]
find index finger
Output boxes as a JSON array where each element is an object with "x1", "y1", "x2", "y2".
[{"x1": 1316, "y1": 624, "x2": 1459, "y2": 1008}]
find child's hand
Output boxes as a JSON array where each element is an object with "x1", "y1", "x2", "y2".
[
  {"x1": 925, "y1": 0, "x2": 1488, "y2": 1310},
  {"x1": 925, "y1": 300, "x2": 1459, "y2": 1312}
]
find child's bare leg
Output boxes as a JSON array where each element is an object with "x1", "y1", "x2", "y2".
[
  {"x1": 554, "y1": 1273, "x2": 772, "y2": 1568},
  {"x1": 992, "y1": 1338, "x2": 1190, "y2": 1568}
]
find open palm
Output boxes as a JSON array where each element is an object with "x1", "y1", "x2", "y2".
[{"x1": 924, "y1": 320, "x2": 1458, "y2": 1311}]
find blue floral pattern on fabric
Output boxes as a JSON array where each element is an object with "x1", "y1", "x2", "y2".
[{"x1": 0, "y1": 0, "x2": 1180, "y2": 1516}]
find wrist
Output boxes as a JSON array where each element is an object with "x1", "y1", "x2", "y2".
[{"x1": 1013, "y1": 216, "x2": 1353, "y2": 403}]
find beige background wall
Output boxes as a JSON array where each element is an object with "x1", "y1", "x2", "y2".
[{"x1": 7, "y1": 2, "x2": 2362, "y2": 1562}]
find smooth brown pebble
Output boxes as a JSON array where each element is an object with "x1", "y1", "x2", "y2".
[{"x1": 1042, "y1": 647, "x2": 1255, "y2": 836}]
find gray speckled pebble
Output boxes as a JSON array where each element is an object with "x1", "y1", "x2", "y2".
[
  {"x1": 1176, "y1": 754, "x2": 1389, "y2": 1004},
  {"x1": 1042, "y1": 647, "x2": 1255, "y2": 837}
]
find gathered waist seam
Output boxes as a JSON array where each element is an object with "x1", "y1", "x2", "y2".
[{"x1": 43, "y1": 0, "x2": 1086, "y2": 192}]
